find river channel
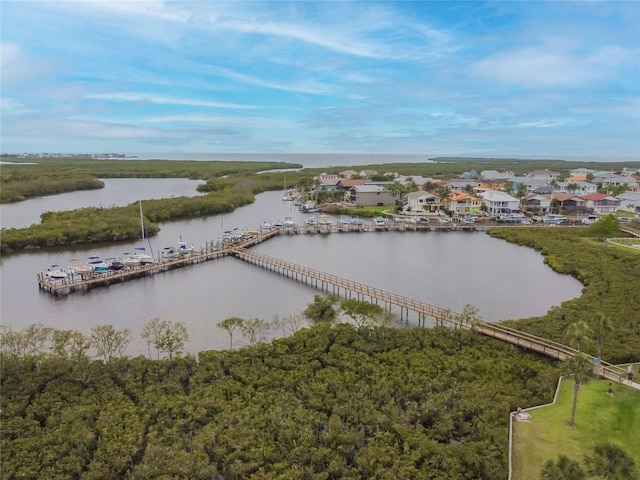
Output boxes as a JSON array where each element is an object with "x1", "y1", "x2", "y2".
[{"x1": 0, "y1": 180, "x2": 583, "y2": 356}]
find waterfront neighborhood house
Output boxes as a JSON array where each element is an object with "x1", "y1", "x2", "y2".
[
  {"x1": 551, "y1": 193, "x2": 587, "y2": 214},
  {"x1": 336, "y1": 179, "x2": 367, "y2": 191},
  {"x1": 348, "y1": 184, "x2": 396, "y2": 206},
  {"x1": 593, "y1": 174, "x2": 640, "y2": 192},
  {"x1": 522, "y1": 194, "x2": 552, "y2": 214},
  {"x1": 404, "y1": 191, "x2": 442, "y2": 214},
  {"x1": 616, "y1": 192, "x2": 640, "y2": 213},
  {"x1": 479, "y1": 189, "x2": 520, "y2": 215},
  {"x1": 581, "y1": 193, "x2": 621, "y2": 214},
  {"x1": 446, "y1": 192, "x2": 483, "y2": 216}
]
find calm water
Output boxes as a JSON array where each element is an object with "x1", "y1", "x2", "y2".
[
  {"x1": 0, "y1": 178, "x2": 205, "y2": 228},
  {"x1": 0, "y1": 187, "x2": 583, "y2": 356}
]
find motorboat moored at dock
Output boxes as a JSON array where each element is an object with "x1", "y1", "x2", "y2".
[{"x1": 45, "y1": 265, "x2": 71, "y2": 280}]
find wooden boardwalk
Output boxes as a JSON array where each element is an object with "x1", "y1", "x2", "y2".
[
  {"x1": 37, "y1": 229, "x2": 280, "y2": 295},
  {"x1": 35, "y1": 223, "x2": 638, "y2": 387},
  {"x1": 229, "y1": 246, "x2": 632, "y2": 386}
]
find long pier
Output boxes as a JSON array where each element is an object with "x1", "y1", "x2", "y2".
[
  {"x1": 35, "y1": 221, "x2": 638, "y2": 386},
  {"x1": 37, "y1": 229, "x2": 279, "y2": 296},
  {"x1": 228, "y1": 246, "x2": 631, "y2": 385}
]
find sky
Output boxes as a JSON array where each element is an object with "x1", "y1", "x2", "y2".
[{"x1": 1, "y1": 1, "x2": 639, "y2": 158}]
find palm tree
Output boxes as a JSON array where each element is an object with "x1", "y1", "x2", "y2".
[
  {"x1": 540, "y1": 455, "x2": 586, "y2": 480},
  {"x1": 584, "y1": 442, "x2": 639, "y2": 480},
  {"x1": 564, "y1": 321, "x2": 591, "y2": 354},
  {"x1": 567, "y1": 182, "x2": 580, "y2": 195},
  {"x1": 562, "y1": 355, "x2": 595, "y2": 427},
  {"x1": 590, "y1": 313, "x2": 612, "y2": 362}
]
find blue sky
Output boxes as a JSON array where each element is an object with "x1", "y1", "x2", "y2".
[{"x1": 1, "y1": 1, "x2": 639, "y2": 158}]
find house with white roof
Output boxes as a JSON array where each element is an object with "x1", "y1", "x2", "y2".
[
  {"x1": 478, "y1": 189, "x2": 521, "y2": 215},
  {"x1": 404, "y1": 191, "x2": 442, "y2": 214},
  {"x1": 555, "y1": 181, "x2": 597, "y2": 195}
]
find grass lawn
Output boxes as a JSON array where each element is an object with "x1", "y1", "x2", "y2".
[{"x1": 512, "y1": 378, "x2": 640, "y2": 480}]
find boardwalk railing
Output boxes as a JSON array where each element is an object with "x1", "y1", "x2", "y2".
[{"x1": 229, "y1": 246, "x2": 629, "y2": 385}]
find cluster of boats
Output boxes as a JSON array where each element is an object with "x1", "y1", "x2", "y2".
[{"x1": 43, "y1": 240, "x2": 195, "y2": 281}]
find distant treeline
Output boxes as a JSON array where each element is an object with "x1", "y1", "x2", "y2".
[
  {"x1": 0, "y1": 171, "x2": 310, "y2": 253},
  {"x1": 0, "y1": 156, "x2": 303, "y2": 203}
]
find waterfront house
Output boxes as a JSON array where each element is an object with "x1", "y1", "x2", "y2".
[
  {"x1": 616, "y1": 192, "x2": 640, "y2": 214},
  {"x1": 404, "y1": 191, "x2": 442, "y2": 214},
  {"x1": 446, "y1": 192, "x2": 483, "y2": 216},
  {"x1": 581, "y1": 193, "x2": 621, "y2": 214},
  {"x1": 592, "y1": 174, "x2": 639, "y2": 192},
  {"x1": 336, "y1": 179, "x2": 367, "y2": 191},
  {"x1": 522, "y1": 194, "x2": 552, "y2": 214},
  {"x1": 551, "y1": 193, "x2": 587, "y2": 214},
  {"x1": 478, "y1": 189, "x2": 520, "y2": 215},
  {"x1": 348, "y1": 184, "x2": 396, "y2": 206}
]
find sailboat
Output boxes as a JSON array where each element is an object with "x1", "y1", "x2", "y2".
[{"x1": 126, "y1": 201, "x2": 156, "y2": 265}]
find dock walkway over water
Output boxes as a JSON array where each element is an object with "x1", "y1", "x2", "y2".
[
  {"x1": 36, "y1": 225, "x2": 638, "y2": 388},
  {"x1": 229, "y1": 245, "x2": 634, "y2": 387}
]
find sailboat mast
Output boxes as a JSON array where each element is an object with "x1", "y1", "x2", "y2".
[{"x1": 139, "y1": 200, "x2": 145, "y2": 241}]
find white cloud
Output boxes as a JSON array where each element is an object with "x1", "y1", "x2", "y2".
[
  {"x1": 211, "y1": 68, "x2": 338, "y2": 96},
  {"x1": 470, "y1": 44, "x2": 630, "y2": 88},
  {"x1": 85, "y1": 92, "x2": 260, "y2": 110}
]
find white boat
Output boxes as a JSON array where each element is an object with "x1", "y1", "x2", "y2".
[
  {"x1": 177, "y1": 241, "x2": 194, "y2": 255},
  {"x1": 373, "y1": 216, "x2": 387, "y2": 227},
  {"x1": 306, "y1": 216, "x2": 318, "y2": 226},
  {"x1": 68, "y1": 259, "x2": 92, "y2": 276},
  {"x1": 318, "y1": 214, "x2": 332, "y2": 234},
  {"x1": 318, "y1": 214, "x2": 332, "y2": 226},
  {"x1": 260, "y1": 219, "x2": 274, "y2": 232},
  {"x1": 123, "y1": 247, "x2": 155, "y2": 266},
  {"x1": 283, "y1": 216, "x2": 297, "y2": 228},
  {"x1": 45, "y1": 265, "x2": 70, "y2": 280},
  {"x1": 87, "y1": 255, "x2": 109, "y2": 273},
  {"x1": 160, "y1": 246, "x2": 181, "y2": 261},
  {"x1": 542, "y1": 214, "x2": 567, "y2": 224}
]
